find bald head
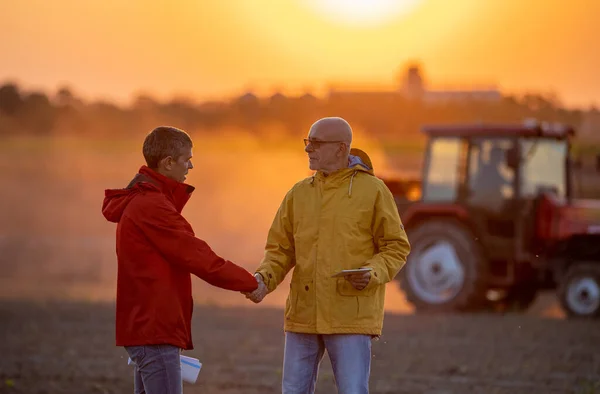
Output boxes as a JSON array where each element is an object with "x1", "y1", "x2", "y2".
[
  {"x1": 309, "y1": 117, "x2": 353, "y2": 145},
  {"x1": 305, "y1": 117, "x2": 353, "y2": 174}
]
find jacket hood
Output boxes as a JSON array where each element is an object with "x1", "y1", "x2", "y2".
[
  {"x1": 348, "y1": 148, "x2": 374, "y2": 175},
  {"x1": 102, "y1": 166, "x2": 195, "y2": 223}
]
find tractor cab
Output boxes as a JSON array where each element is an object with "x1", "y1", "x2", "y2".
[{"x1": 418, "y1": 121, "x2": 572, "y2": 267}]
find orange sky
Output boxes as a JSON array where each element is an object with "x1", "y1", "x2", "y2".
[{"x1": 2, "y1": 0, "x2": 600, "y2": 108}]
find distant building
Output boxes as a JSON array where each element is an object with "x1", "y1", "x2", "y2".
[
  {"x1": 401, "y1": 64, "x2": 425, "y2": 99},
  {"x1": 328, "y1": 89, "x2": 401, "y2": 103},
  {"x1": 422, "y1": 88, "x2": 502, "y2": 103},
  {"x1": 328, "y1": 64, "x2": 502, "y2": 104}
]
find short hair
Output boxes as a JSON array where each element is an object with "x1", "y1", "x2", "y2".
[{"x1": 142, "y1": 126, "x2": 193, "y2": 169}]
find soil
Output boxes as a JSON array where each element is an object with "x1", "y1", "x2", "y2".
[{"x1": 1, "y1": 299, "x2": 599, "y2": 394}]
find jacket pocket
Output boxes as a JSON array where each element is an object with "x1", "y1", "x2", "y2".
[
  {"x1": 335, "y1": 278, "x2": 380, "y2": 323},
  {"x1": 336, "y1": 277, "x2": 377, "y2": 297},
  {"x1": 286, "y1": 278, "x2": 315, "y2": 325}
]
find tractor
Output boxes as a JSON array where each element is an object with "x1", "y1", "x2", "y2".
[{"x1": 383, "y1": 120, "x2": 600, "y2": 318}]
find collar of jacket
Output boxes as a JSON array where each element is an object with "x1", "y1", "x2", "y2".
[
  {"x1": 311, "y1": 165, "x2": 372, "y2": 197},
  {"x1": 314, "y1": 167, "x2": 355, "y2": 183},
  {"x1": 136, "y1": 165, "x2": 195, "y2": 213}
]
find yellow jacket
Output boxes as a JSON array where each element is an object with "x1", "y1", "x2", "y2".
[{"x1": 256, "y1": 149, "x2": 410, "y2": 335}]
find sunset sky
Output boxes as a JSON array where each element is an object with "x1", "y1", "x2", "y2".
[{"x1": 2, "y1": 0, "x2": 600, "y2": 108}]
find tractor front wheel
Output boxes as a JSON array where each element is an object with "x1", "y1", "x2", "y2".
[{"x1": 558, "y1": 263, "x2": 600, "y2": 318}]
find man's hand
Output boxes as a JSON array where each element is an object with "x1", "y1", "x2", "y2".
[
  {"x1": 244, "y1": 273, "x2": 268, "y2": 303},
  {"x1": 345, "y1": 271, "x2": 371, "y2": 290}
]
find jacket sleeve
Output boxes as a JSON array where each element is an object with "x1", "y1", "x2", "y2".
[
  {"x1": 362, "y1": 181, "x2": 411, "y2": 285},
  {"x1": 255, "y1": 188, "x2": 296, "y2": 292},
  {"x1": 132, "y1": 194, "x2": 258, "y2": 293}
]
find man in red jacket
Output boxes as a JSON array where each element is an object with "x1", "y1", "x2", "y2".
[{"x1": 102, "y1": 126, "x2": 258, "y2": 394}]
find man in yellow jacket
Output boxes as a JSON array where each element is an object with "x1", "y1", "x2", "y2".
[{"x1": 246, "y1": 117, "x2": 410, "y2": 394}]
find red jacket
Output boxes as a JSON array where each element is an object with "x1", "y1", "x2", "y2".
[{"x1": 102, "y1": 166, "x2": 258, "y2": 350}]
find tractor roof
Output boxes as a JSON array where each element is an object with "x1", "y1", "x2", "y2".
[{"x1": 421, "y1": 120, "x2": 575, "y2": 139}]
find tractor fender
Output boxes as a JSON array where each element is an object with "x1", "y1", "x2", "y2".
[
  {"x1": 402, "y1": 203, "x2": 473, "y2": 233},
  {"x1": 549, "y1": 234, "x2": 600, "y2": 280}
]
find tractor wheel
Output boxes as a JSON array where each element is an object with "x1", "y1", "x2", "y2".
[
  {"x1": 558, "y1": 263, "x2": 600, "y2": 318},
  {"x1": 399, "y1": 219, "x2": 488, "y2": 312}
]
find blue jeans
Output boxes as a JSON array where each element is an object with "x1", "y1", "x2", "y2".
[
  {"x1": 125, "y1": 345, "x2": 182, "y2": 394},
  {"x1": 282, "y1": 332, "x2": 372, "y2": 394}
]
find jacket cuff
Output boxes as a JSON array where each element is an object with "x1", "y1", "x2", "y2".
[
  {"x1": 255, "y1": 269, "x2": 276, "y2": 292},
  {"x1": 362, "y1": 265, "x2": 381, "y2": 292}
]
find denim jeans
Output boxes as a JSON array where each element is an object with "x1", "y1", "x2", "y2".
[
  {"x1": 125, "y1": 344, "x2": 182, "y2": 394},
  {"x1": 282, "y1": 332, "x2": 372, "y2": 394}
]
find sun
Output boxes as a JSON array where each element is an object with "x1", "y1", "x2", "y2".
[{"x1": 301, "y1": 0, "x2": 422, "y2": 27}]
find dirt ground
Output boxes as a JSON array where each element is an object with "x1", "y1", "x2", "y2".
[{"x1": 1, "y1": 299, "x2": 599, "y2": 394}]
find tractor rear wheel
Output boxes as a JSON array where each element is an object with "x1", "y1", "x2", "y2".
[{"x1": 399, "y1": 219, "x2": 489, "y2": 312}]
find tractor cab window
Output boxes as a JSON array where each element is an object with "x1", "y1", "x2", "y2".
[
  {"x1": 468, "y1": 138, "x2": 515, "y2": 212},
  {"x1": 422, "y1": 137, "x2": 462, "y2": 201},
  {"x1": 520, "y1": 139, "x2": 567, "y2": 200}
]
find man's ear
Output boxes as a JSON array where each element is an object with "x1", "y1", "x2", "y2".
[
  {"x1": 339, "y1": 142, "x2": 348, "y2": 156},
  {"x1": 159, "y1": 156, "x2": 174, "y2": 170}
]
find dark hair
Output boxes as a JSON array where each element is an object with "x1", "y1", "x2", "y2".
[{"x1": 142, "y1": 126, "x2": 193, "y2": 169}]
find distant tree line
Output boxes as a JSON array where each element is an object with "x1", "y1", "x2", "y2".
[{"x1": 0, "y1": 81, "x2": 589, "y2": 142}]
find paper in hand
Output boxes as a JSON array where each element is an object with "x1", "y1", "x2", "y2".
[
  {"x1": 128, "y1": 354, "x2": 202, "y2": 384},
  {"x1": 331, "y1": 267, "x2": 373, "y2": 278}
]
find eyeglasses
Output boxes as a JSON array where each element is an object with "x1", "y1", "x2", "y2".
[{"x1": 303, "y1": 139, "x2": 347, "y2": 148}]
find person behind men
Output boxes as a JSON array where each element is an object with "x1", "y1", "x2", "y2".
[
  {"x1": 245, "y1": 117, "x2": 411, "y2": 393},
  {"x1": 471, "y1": 144, "x2": 512, "y2": 211},
  {"x1": 102, "y1": 126, "x2": 258, "y2": 394}
]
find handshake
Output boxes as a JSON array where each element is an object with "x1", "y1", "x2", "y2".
[{"x1": 242, "y1": 273, "x2": 268, "y2": 303}]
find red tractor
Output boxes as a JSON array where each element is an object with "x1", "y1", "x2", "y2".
[{"x1": 383, "y1": 121, "x2": 600, "y2": 318}]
